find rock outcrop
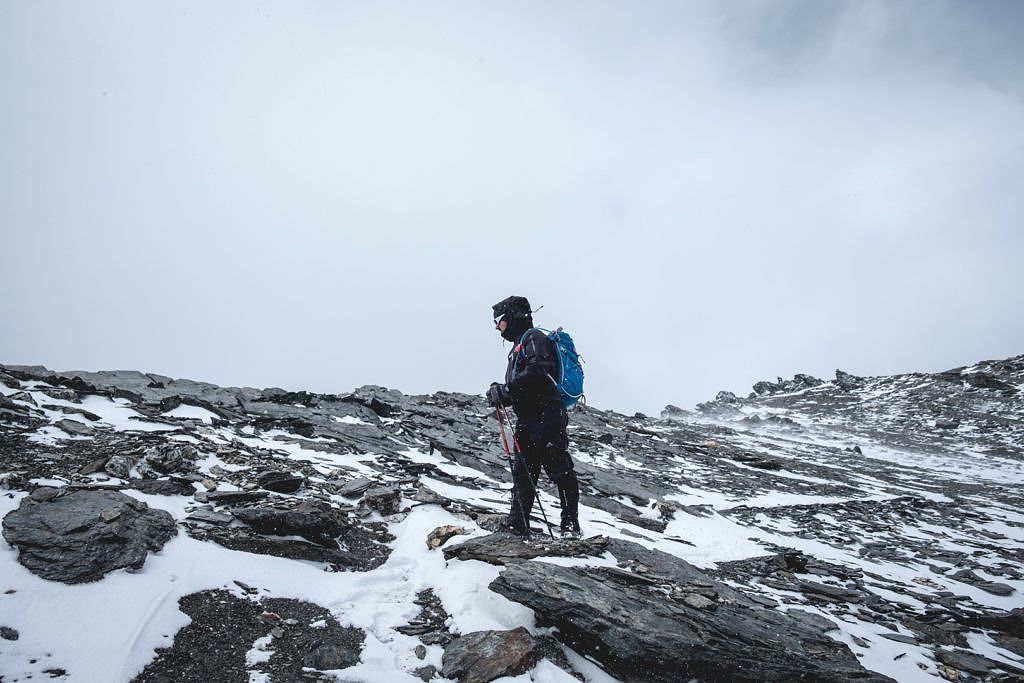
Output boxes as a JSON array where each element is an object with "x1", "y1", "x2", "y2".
[
  {"x1": 490, "y1": 539, "x2": 893, "y2": 683},
  {"x1": 2, "y1": 356, "x2": 1022, "y2": 682},
  {"x1": 441, "y1": 627, "x2": 543, "y2": 683},
  {"x1": 2, "y1": 488, "x2": 177, "y2": 583}
]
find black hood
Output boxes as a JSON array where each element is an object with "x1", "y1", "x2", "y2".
[{"x1": 493, "y1": 295, "x2": 533, "y2": 343}]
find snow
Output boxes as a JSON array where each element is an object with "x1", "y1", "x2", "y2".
[
  {"x1": 661, "y1": 510, "x2": 767, "y2": 567},
  {"x1": 0, "y1": 493, "x2": 540, "y2": 683},
  {"x1": 399, "y1": 447, "x2": 503, "y2": 483},
  {"x1": 333, "y1": 415, "x2": 369, "y2": 425},
  {"x1": 4, "y1": 362, "x2": 1022, "y2": 682},
  {"x1": 244, "y1": 635, "x2": 274, "y2": 667},
  {"x1": 162, "y1": 404, "x2": 219, "y2": 423}
]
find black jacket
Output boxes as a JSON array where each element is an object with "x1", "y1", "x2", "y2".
[{"x1": 504, "y1": 328, "x2": 564, "y2": 418}]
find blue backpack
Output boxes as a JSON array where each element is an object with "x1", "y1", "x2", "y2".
[{"x1": 514, "y1": 327, "x2": 585, "y2": 408}]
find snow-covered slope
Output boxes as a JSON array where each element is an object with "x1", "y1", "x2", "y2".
[{"x1": 0, "y1": 358, "x2": 1021, "y2": 682}]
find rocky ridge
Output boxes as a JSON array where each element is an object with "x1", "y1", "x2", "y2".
[{"x1": 0, "y1": 357, "x2": 1022, "y2": 682}]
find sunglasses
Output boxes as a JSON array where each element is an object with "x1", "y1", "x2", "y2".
[{"x1": 493, "y1": 313, "x2": 506, "y2": 326}]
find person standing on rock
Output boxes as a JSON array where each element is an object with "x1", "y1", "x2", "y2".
[{"x1": 486, "y1": 295, "x2": 582, "y2": 538}]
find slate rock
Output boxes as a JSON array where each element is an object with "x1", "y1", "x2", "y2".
[
  {"x1": 336, "y1": 477, "x2": 373, "y2": 497},
  {"x1": 144, "y1": 443, "x2": 198, "y2": 474},
  {"x1": 302, "y1": 642, "x2": 361, "y2": 670},
  {"x1": 363, "y1": 485, "x2": 401, "y2": 515},
  {"x1": 128, "y1": 478, "x2": 196, "y2": 496},
  {"x1": 715, "y1": 391, "x2": 740, "y2": 404},
  {"x1": 975, "y1": 608, "x2": 1024, "y2": 638},
  {"x1": 413, "y1": 664, "x2": 438, "y2": 681},
  {"x1": 0, "y1": 626, "x2": 18, "y2": 641},
  {"x1": 441, "y1": 627, "x2": 543, "y2": 683},
  {"x1": 104, "y1": 455, "x2": 135, "y2": 479},
  {"x1": 443, "y1": 532, "x2": 608, "y2": 565},
  {"x1": 796, "y1": 579, "x2": 865, "y2": 603},
  {"x1": 55, "y1": 418, "x2": 93, "y2": 436},
  {"x1": 950, "y1": 568, "x2": 1016, "y2": 596},
  {"x1": 1, "y1": 488, "x2": 176, "y2": 583},
  {"x1": 489, "y1": 540, "x2": 894, "y2": 683},
  {"x1": 936, "y1": 649, "x2": 1000, "y2": 675},
  {"x1": 257, "y1": 471, "x2": 305, "y2": 494},
  {"x1": 8, "y1": 391, "x2": 36, "y2": 406},
  {"x1": 963, "y1": 372, "x2": 1015, "y2": 391},
  {"x1": 835, "y1": 370, "x2": 866, "y2": 390},
  {"x1": 976, "y1": 581, "x2": 1015, "y2": 596},
  {"x1": 231, "y1": 501, "x2": 348, "y2": 546},
  {"x1": 186, "y1": 508, "x2": 235, "y2": 525},
  {"x1": 78, "y1": 456, "x2": 110, "y2": 475},
  {"x1": 194, "y1": 527, "x2": 389, "y2": 570},
  {"x1": 194, "y1": 490, "x2": 268, "y2": 505}
]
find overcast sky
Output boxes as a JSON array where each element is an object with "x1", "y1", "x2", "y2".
[{"x1": 2, "y1": 1, "x2": 1022, "y2": 416}]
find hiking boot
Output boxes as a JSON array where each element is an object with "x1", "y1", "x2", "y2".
[
  {"x1": 500, "y1": 515, "x2": 529, "y2": 537},
  {"x1": 559, "y1": 518, "x2": 582, "y2": 539}
]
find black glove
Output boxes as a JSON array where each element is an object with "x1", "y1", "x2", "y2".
[{"x1": 486, "y1": 383, "x2": 510, "y2": 407}]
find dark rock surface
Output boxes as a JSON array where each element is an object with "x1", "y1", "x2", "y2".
[
  {"x1": 443, "y1": 532, "x2": 609, "y2": 565},
  {"x1": 2, "y1": 488, "x2": 177, "y2": 583},
  {"x1": 143, "y1": 443, "x2": 198, "y2": 474},
  {"x1": 55, "y1": 418, "x2": 93, "y2": 436},
  {"x1": 257, "y1": 470, "x2": 304, "y2": 493},
  {"x1": 133, "y1": 589, "x2": 364, "y2": 682},
  {"x1": 490, "y1": 539, "x2": 894, "y2": 683},
  {"x1": 230, "y1": 501, "x2": 349, "y2": 546},
  {"x1": 3, "y1": 356, "x2": 1023, "y2": 682},
  {"x1": 363, "y1": 485, "x2": 401, "y2": 515},
  {"x1": 441, "y1": 627, "x2": 543, "y2": 683},
  {"x1": 396, "y1": 589, "x2": 456, "y2": 647}
]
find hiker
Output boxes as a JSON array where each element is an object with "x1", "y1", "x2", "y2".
[{"x1": 487, "y1": 295, "x2": 581, "y2": 538}]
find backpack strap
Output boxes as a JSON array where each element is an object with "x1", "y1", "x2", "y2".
[{"x1": 511, "y1": 328, "x2": 558, "y2": 384}]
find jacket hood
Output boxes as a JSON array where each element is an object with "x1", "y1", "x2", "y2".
[{"x1": 493, "y1": 295, "x2": 533, "y2": 343}]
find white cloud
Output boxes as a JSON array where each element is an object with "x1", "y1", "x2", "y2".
[{"x1": 2, "y1": 1, "x2": 1022, "y2": 414}]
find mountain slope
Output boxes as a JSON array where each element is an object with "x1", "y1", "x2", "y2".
[{"x1": 0, "y1": 357, "x2": 1021, "y2": 682}]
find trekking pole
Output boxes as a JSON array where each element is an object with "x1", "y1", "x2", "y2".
[
  {"x1": 496, "y1": 407, "x2": 532, "y2": 536},
  {"x1": 497, "y1": 405, "x2": 556, "y2": 539}
]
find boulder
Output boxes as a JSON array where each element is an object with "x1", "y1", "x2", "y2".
[
  {"x1": 257, "y1": 471, "x2": 305, "y2": 493},
  {"x1": 950, "y1": 568, "x2": 1015, "y2": 596},
  {"x1": 835, "y1": 369, "x2": 866, "y2": 391},
  {"x1": 660, "y1": 404, "x2": 688, "y2": 420},
  {"x1": 144, "y1": 443, "x2": 198, "y2": 474},
  {"x1": 441, "y1": 627, "x2": 543, "y2": 683},
  {"x1": 104, "y1": 455, "x2": 135, "y2": 479},
  {"x1": 231, "y1": 501, "x2": 348, "y2": 546},
  {"x1": 302, "y1": 642, "x2": 361, "y2": 670},
  {"x1": 336, "y1": 477, "x2": 373, "y2": 497},
  {"x1": 488, "y1": 539, "x2": 894, "y2": 683},
  {"x1": 55, "y1": 418, "x2": 93, "y2": 436},
  {"x1": 1, "y1": 488, "x2": 176, "y2": 583},
  {"x1": 413, "y1": 665, "x2": 437, "y2": 681},
  {"x1": 443, "y1": 532, "x2": 608, "y2": 565},
  {"x1": 426, "y1": 525, "x2": 466, "y2": 550},
  {"x1": 363, "y1": 485, "x2": 401, "y2": 515}
]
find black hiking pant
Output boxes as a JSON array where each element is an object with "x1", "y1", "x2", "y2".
[{"x1": 508, "y1": 404, "x2": 579, "y2": 532}]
